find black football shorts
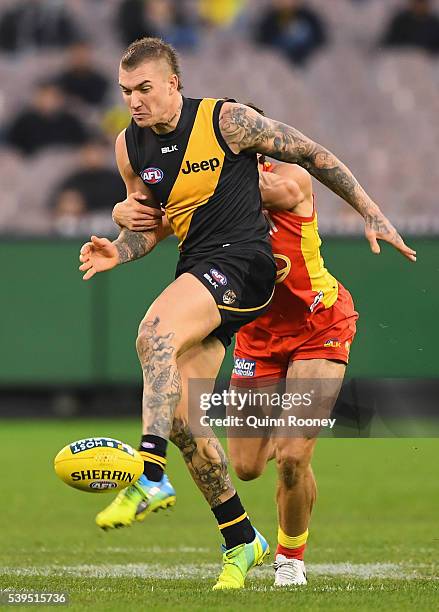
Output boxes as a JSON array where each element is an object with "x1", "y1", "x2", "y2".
[{"x1": 175, "y1": 246, "x2": 276, "y2": 348}]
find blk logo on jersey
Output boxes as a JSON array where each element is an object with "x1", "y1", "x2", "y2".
[
  {"x1": 203, "y1": 272, "x2": 219, "y2": 289},
  {"x1": 210, "y1": 268, "x2": 227, "y2": 286},
  {"x1": 141, "y1": 167, "x2": 164, "y2": 184},
  {"x1": 161, "y1": 145, "x2": 178, "y2": 154},
  {"x1": 233, "y1": 357, "x2": 256, "y2": 377},
  {"x1": 182, "y1": 158, "x2": 220, "y2": 174}
]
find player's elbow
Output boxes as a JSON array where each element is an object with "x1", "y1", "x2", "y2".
[{"x1": 263, "y1": 182, "x2": 304, "y2": 212}]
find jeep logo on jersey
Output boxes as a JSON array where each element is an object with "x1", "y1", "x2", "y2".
[
  {"x1": 182, "y1": 158, "x2": 220, "y2": 174},
  {"x1": 141, "y1": 167, "x2": 164, "y2": 184},
  {"x1": 210, "y1": 268, "x2": 227, "y2": 286}
]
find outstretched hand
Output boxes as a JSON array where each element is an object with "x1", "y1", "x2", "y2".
[
  {"x1": 364, "y1": 211, "x2": 416, "y2": 262},
  {"x1": 79, "y1": 235, "x2": 120, "y2": 280}
]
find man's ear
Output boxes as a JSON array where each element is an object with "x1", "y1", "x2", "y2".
[{"x1": 168, "y1": 74, "x2": 179, "y2": 94}]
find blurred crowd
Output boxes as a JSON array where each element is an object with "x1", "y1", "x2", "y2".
[{"x1": 1, "y1": 0, "x2": 439, "y2": 236}]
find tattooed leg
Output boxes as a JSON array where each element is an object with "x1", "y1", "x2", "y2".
[
  {"x1": 170, "y1": 417, "x2": 235, "y2": 507},
  {"x1": 136, "y1": 272, "x2": 221, "y2": 440},
  {"x1": 136, "y1": 316, "x2": 181, "y2": 439},
  {"x1": 171, "y1": 411, "x2": 260, "y2": 549},
  {"x1": 167, "y1": 334, "x2": 261, "y2": 549},
  {"x1": 168, "y1": 336, "x2": 235, "y2": 507},
  {"x1": 94, "y1": 276, "x2": 224, "y2": 531}
]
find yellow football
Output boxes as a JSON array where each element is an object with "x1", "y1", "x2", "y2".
[{"x1": 54, "y1": 437, "x2": 143, "y2": 493}]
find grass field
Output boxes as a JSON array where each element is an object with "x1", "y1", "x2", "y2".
[{"x1": 0, "y1": 419, "x2": 437, "y2": 611}]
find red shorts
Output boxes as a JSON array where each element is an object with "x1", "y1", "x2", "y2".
[{"x1": 232, "y1": 284, "x2": 358, "y2": 381}]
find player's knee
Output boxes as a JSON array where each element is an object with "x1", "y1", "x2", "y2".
[
  {"x1": 276, "y1": 449, "x2": 310, "y2": 489},
  {"x1": 233, "y1": 458, "x2": 264, "y2": 481}
]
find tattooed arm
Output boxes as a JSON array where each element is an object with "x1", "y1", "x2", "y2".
[
  {"x1": 78, "y1": 229, "x2": 157, "y2": 280},
  {"x1": 115, "y1": 221, "x2": 174, "y2": 261},
  {"x1": 219, "y1": 102, "x2": 416, "y2": 261},
  {"x1": 78, "y1": 129, "x2": 174, "y2": 279},
  {"x1": 112, "y1": 128, "x2": 172, "y2": 263}
]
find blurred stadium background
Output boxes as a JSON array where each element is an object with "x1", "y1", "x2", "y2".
[
  {"x1": 1, "y1": 1, "x2": 438, "y2": 608},
  {"x1": 0, "y1": 0, "x2": 437, "y2": 423}
]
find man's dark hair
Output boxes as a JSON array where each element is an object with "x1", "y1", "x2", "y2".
[{"x1": 121, "y1": 37, "x2": 183, "y2": 91}]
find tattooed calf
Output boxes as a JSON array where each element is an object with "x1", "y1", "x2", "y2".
[
  {"x1": 137, "y1": 316, "x2": 182, "y2": 440},
  {"x1": 170, "y1": 417, "x2": 234, "y2": 507}
]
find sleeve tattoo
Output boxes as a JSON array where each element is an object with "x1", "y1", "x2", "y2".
[
  {"x1": 219, "y1": 103, "x2": 380, "y2": 220},
  {"x1": 113, "y1": 228, "x2": 158, "y2": 264}
]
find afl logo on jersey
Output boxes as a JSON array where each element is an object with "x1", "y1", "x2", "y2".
[
  {"x1": 210, "y1": 268, "x2": 227, "y2": 286},
  {"x1": 141, "y1": 167, "x2": 164, "y2": 184}
]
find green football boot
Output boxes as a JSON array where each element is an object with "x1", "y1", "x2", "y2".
[
  {"x1": 95, "y1": 474, "x2": 176, "y2": 529},
  {"x1": 212, "y1": 529, "x2": 270, "y2": 590}
]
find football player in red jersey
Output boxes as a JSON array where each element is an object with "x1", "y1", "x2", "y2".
[
  {"x1": 229, "y1": 153, "x2": 357, "y2": 586},
  {"x1": 216, "y1": 104, "x2": 357, "y2": 584}
]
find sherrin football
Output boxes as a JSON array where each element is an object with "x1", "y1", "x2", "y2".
[{"x1": 54, "y1": 437, "x2": 143, "y2": 493}]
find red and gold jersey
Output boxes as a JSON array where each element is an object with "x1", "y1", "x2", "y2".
[{"x1": 253, "y1": 162, "x2": 339, "y2": 335}]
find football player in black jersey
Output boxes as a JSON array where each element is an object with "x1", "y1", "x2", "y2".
[{"x1": 79, "y1": 37, "x2": 415, "y2": 590}]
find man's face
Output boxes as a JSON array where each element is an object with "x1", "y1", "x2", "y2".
[
  {"x1": 34, "y1": 85, "x2": 64, "y2": 114},
  {"x1": 119, "y1": 59, "x2": 178, "y2": 128},
  {"x1": 81, "y1": 143, "x2": 106, "y2": 168},
  {"x1": 69, "y1": 43, "x2": 92, "y2": 69}
]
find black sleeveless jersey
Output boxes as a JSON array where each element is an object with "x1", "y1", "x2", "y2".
[{"x1": 125, "y1": 97, "x2": 271, "y2": 260}]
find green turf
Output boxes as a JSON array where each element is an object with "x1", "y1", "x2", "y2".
[{"x1": 0, "y1": 420, "x2": 437, "y2": 611}]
